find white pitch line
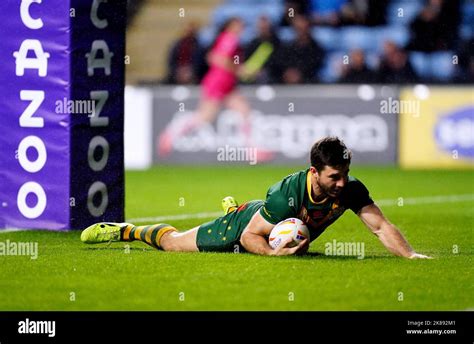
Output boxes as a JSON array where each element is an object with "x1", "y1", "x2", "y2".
[
  {"x1": 127, "y1": 194, "x2": 474, "y2": 223},
  {"x1": 127, "y1": 211, "x2": 223, "y2": 223},
  {"x1": 376, "y1": 194, "x2": 474, "y2": 206},
  {"x1": 0, "y1": 228, "x2": 36, "y2": 233}
]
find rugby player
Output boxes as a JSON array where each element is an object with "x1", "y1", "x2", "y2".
[{"x1": 81, "y1": 137, "x2": 431, "y2": 259}]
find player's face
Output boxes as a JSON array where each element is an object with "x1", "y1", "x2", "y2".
[
  {"x1": 230, "y1": 19, "x2": 245, "y2": 35},
  {"x1": 312, "y1": 165, "x2": 350, "y2": 198}
]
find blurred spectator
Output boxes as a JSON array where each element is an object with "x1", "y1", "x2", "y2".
[
  {"x1": 165, "y1": 22, "x2": 201, "y2": 84},
  {"x1": 407, "y1": 0, "x2": 460, "y2": 52},
  {"x1": 310, "y1": 0, "x2": 347, "y2": 26},
  {"x1": 378, "y1": 42, "x2": 418, "y2": 83},
  {"x1": 436, "y1": 0, "x2": 461, "y2": 50},
  {"x1": 244, "y1": 17, "x2": 281, "y2": 84},
  {"x1": 339, "y1": 0, "x2": 388, "y2": 26},
  {"x1": 339, "y1": 49, "x2": 377, "y2": 83},
  {"x1": 280, "y1": 0, "x2": 310, "y2": 26},
  {"x1": 273, "y1": 15, "x2": 324, "y2": 83},
  {"x1": 453, "y1": 39, "x2": 474, "y2": 83},
  {"x1": 406, "y1": 0, "x2": 440, "y2": 52},
  {"x1": 166, "y1": 0, "x2": 465, "y2": 85}
]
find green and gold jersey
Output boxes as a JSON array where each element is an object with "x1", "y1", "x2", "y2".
[{"x1": 259, "y1": 169, "x2": 374, "y2": 241}]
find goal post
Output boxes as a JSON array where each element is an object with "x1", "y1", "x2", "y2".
[{"x1": 0, "y1": 0, "x2": 127, "y2": 230}]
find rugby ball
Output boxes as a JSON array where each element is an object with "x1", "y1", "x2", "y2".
[{"x1": 268, "y1": 218, "x2": 309, "y2": 249}]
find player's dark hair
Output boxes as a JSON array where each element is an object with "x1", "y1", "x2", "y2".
[{"x1": 310, "y1": 137, "x2": 352, "y2": 172}]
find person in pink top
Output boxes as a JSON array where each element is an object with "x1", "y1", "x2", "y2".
[
  {"x1": 158, "y1": 18, "x2": 271, "y2": 160},
  {"x1": 201, "y1": 18, "x2": 243, "y2": 103}
]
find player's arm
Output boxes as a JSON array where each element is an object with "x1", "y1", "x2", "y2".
[
  {"x1": 240, "y1": 211, "x2": 307, "y2": 256},
  {"x1": 358, "y1": 203, "x2": 432, "y2": 259}
]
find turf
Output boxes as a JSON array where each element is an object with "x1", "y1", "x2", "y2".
[{"x1": 0, "y1": 165, "x2": 473, "y2": 310}]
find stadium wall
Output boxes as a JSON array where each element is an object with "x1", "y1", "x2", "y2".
[
  {"x1": 399, "y1": 86, "x2": 474, "y2": 168},
  {"x1": 124, "y1": 85, "x2": 473, "y2": 169}
]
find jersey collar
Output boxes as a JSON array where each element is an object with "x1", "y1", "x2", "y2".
[{"x1": 306, "y1": 171, "x2": 328, "y2": 204}]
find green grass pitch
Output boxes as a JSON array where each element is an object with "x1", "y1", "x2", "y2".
[{"x1": 0, "y1": 165, "x2": 473, "y2": 310}]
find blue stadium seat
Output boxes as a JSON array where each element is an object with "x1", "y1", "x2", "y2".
[
  {"x1": 277, "y1": 27, "x2": 296, "y2": 42},
  {"x1": 197, "y1": 26, "x2": 217, "y2": 48},
  {"x1": 311, "y1": 27, "x2": 340, "y2": 51},
  {"x1": 460, "y1": 24, "x2": 473, "y2": 40},
  {"x1": 316, "y1": 26, "x2": 410, "y2": 53},
  {"x1": 339, "y1": 26, "x2": 377, "y2": 51},
  {"x1": 240, "y1": 27, "x2": 257, "y2": 45},
  {"x1": 376, "y1": 26, "x2": 410, "y2": 51},
  {"x1": 462, "y1": 1, "x2": 474, "y2": 24},
  {"x1": 212, "y1": 4, "x2": 283, "y2": 27},
  {"x1": 365, "y1": 52, "x2": 380, "y2": 70},
  {"x1": 409, "y1": 52, "x2": 455, "y2": 81},
  {"x1": 409, "y1": 52, "x2": 431, "y2": 79},
  {"x1": 430, "y1": 51, "x2": 455, "y2": 81},
  {"x1": 460, "y1": 1, "x2": 474, "y2": 39},
  {"x1": 212, "y1": 5, "x2": 255, "y2": 26},
  {"x1": 225, "y1": 0, "x2": 281, "y2": 3},
  {"x1": 259, "y1": 4, "x2": 284, "y2": 25},
  {"x1": 387, "y1": 1, "x2": 423, "y2": 26},
  {"x1": 198, "y1": 26, "x2": 256, "y2": 47},
  {"x1": 319, "y1": 51, "x2": 346, "y2": 82}
]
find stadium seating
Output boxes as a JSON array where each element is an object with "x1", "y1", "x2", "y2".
[
  {"x1": 409, "y1": 51, "x2": 456, "y2": 81},
  {"x1": 430, "y1": 51, "x2": 456, "y2": 81},
  {"x1": 460, "y1": 1, "x2": 474, "y2": 39},
  {"x1": 311, "y1": 27, "x2": 340, "y2": 51},
  {"x1": 187, "y1": 0, "x2": 471, "y2": 84},
  {"x1": 198, "y1": 26, "x2": 217, "y2": 48},
  {"x1": 212, "y1": 3, "x2": 284, "y2": 27},
  {"x1": 339, "y1": 27, "x2": 376, "y2": 51},
  {"x1": 375, "y1": 26, "x2": 410, "y2": 51},
  {"x1": 409, "y1": 52, "x2": 431, "y2": 79},
  {"x1": 386, "y1": 0, "x2": 424, "y2": 26},
  {"x1": 278, "y1": 26, "x2": 409, "y2": 53},
  {"x1": 319, "y1": 51, "x2": 346, "y2": 82}
]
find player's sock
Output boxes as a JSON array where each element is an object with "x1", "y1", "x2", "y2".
[{"x1": 122, "y1": 223, "x2": 177, "y2": 249}]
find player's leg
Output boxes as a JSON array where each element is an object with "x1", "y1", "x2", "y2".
[
  {"x1": 157, "y1": 97, "x2": 221, "y2": 157},
  {"x1": 81, "y1": 200, "x2": 262, "y2": 253},
  {"x1": 194, "y1": 97, "x2": 221, "y2": 125},
  {"x1": 81, "y1": 222, "x2": 199, "y2": 252},
  {"x1": 224, "y1": 91, "x2": 252, "y2": 145},
  {"x1": 224, "y1": 91, "x2": 251, "y2": 122},
  {"x1": 225, "y1": 91, "x2": 274, "y2": 161},
  {"x1": 158, "y1": 226, "x2": 199, "y2": 252}
]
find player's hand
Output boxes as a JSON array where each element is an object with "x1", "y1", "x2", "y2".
[
  {"x1": 272, "y1": 238, "x2": 308, "y2": 256},
  {"x1": 295, "y1": 238, "x2": 310, "y2": 255},
  {"x1": 408, "y1": 252, "x2": 433, "y2": 259}
]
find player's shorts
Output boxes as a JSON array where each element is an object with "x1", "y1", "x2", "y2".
[
  {"x1": 201, "y1": 67, "x2": 236, "y2": 101},
  {"x1": 196, "y1": 200, "x2": 264, "y2": 253}
]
